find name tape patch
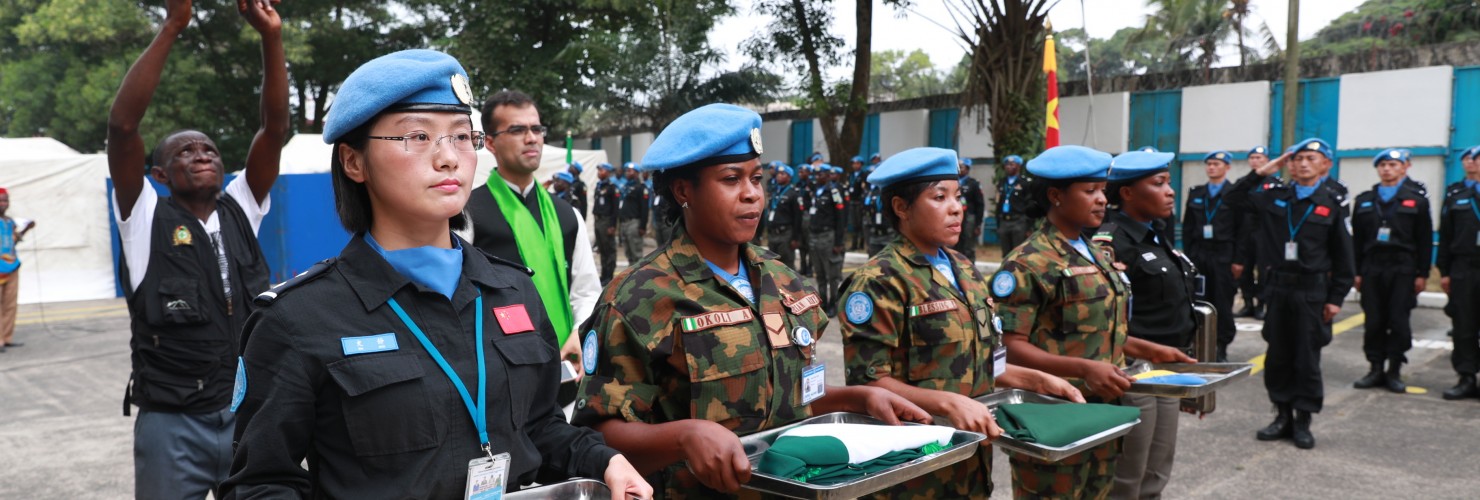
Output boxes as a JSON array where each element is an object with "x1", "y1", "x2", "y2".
[
  {"x1": 341, "y1": 333, "x2": 400, "y2": 356},
  {"x1": 908, "y1": 300, "x2": 958, "y2": 318},
  {"x1": 680, "y1": 308, "x2": 755, "y2": 333}
]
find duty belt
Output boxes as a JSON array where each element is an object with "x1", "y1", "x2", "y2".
[{"x1": 999, "y1": 213, "x2": 1023, "y2": 222}]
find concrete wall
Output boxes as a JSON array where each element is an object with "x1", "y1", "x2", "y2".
[
  {"x1": 1177, "y1": 160, "x2": 1254, "y2": 203},
  {"x1": 1338, "y1": 156, "x2": 1446, "y2": 221},
  {"x1": 759, "y1": 120, "x2": 790, "y2": 164},
  {"x1": 600, "y1": 135, "x2": 621, "y2": 166},
  {"x1": 1059, "y1": 92, "x2": 1130, "y2": 154},
  {"x1": 1338, "y1": 66, "x2": 1453, "y2": 149},
  {"x1": 878, "y1": 109, "x2": 928, "y2": 158},
  {"x1": 1180, "y1": 81, "x2": 1271, "y2": 153},
  {"x1": 629, "y1": 132, "x2": 655, "y2": 164},
  {"x1": 959, "y1": 108, "x2": 994, "y2": 159}
]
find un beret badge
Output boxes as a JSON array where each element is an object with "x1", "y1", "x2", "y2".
[
  {"x1": 750, "y1": 128, "x2": 764, "y2": 154},
  {"x1": 450, "y1": 74, "x2": 474, "y2": 106}
]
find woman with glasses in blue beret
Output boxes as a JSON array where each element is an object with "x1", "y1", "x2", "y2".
[
  {"x1": 223, "y1": 49, "x2": 650, "y2": 500},
  {"x1": 572, "y1": 103, "x2": 930, "y2": 499}
]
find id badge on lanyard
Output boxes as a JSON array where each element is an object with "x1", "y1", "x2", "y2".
[
  {"x1": 1202, "y1": 224, "x2": 1214, "y2": 239},
  {"x1": 1377, "y1": 226, "x2": 1391, "y2": 242},
  {"x1": 801, "y1": 364, "x2": 826, "y2": 405},
  {"x1": 1285, "y1": 241, "x2": 1299, "y2": 261},
  {"x1": 466, "y1": 453, "x2": 511, "y2": 500}
]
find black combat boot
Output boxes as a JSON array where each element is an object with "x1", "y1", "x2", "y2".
[
  {"x1": 1252, "y1": 302, "x2": 1266, "y2": 321},
  {"x1": 1292, "y1": 410, "x2": 1315, "y2": 449},
  {"x1": 1384, "y1": 361, "x2": 1407, "y2": 394},
  {"x1": 1353, "y1": 362, "x2": 1385, "y2": 389},
  {"x1": 1236, "y1": 302, "x2": 1255, "y2": 317},
  {"x1": 1216, "y1": 344, "x2": 1229, "y2": 363},
  {"x1": 1441, "y1": 374, "x2": 1478, "y2": 400},
  {"x1": 1256, "y1": 403, "x2": 1293, "y2": 441}
]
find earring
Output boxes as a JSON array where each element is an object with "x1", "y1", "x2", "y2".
[
  {"x1": 1054, "y1": 202, "x2": 1061, "y2": 207},
  {"x1": 681, "y1": 202, "x2": 689, "y2": 209}
]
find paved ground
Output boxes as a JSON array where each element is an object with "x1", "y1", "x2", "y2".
[{"x1": 1, "y1": 287, "x2": 1477, "y2": 498}]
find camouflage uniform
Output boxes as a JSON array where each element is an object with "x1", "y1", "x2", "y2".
[
  {"x1": 572, "y1": 227, "x2": 830, "y2": 499},
  {"x1": 990, "y1": 225, "x2": 1130, "y2": 500},
  {"x1": 840, "y1": 237, "x2": 1003, "y2": 499}
]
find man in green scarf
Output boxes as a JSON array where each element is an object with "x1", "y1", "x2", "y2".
[{"x1": 464, "y1": 90, "x2": 600, "y2": 405}]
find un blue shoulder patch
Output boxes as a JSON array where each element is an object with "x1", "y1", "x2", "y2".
[
  {"x1": 991, "y1": 271, "x2": 1017, "y2": 298},
  {"x1": 230, "y1": 357, "x2": 246, "y2": 413},
  {"x1": 582, "y1": 330, "x2": 599, "y2": 375},
  {"x1": 844, "y1": 292, "x2": 874, "y2": 325}
]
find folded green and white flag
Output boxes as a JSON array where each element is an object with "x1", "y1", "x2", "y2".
[
  {"x1": 994, "y1": 402, "x2": 1141, "y2": 447},
  {"x1": 756, "y1": 423, "x2": 955, "y2": 484}
]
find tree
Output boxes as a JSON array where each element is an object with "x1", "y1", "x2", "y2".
[
  {"x1": 869, "y1": 49, "x2": 959, "y2": 101},
  {"x1": 1139, "y1": 0, "x2": 1235, "y2": 82},
  {"x1": 1304, "y1": 0, "x2": 1480, "y2": 58},
  {"x1": 744, "y1": 0, "x2": 908, "y2": 163},
  {"x1": 948, "y1": 0, "x2": 1053, "y2": 160}
]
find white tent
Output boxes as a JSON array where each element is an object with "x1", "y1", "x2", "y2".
[{"x1": 0, "y1": 151, "x2": 117, "y2": 305}]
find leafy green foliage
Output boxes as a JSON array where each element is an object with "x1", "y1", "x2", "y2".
[
  {"x1": 1305, "y1": 0, "x2": 1480, "y2": 58},
  {"x1": 869, "y1": 49, "x2": 962, "y2": 101}
]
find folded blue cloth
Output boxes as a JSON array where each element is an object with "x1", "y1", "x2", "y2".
[{"x1": 1137, "y1": 374, "x2": 1207, "y2": 386}]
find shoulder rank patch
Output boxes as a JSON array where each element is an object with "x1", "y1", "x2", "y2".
[
  {"x1": 1359, "y1": 201, "x2": 1373, "y2": 208},
  {"x1": 680, "y1": 308, "x2": 754, "y2": 333},
  {"x1": 844, "y1": 292, "x2": 873, "y2": 324},
  {"x1": 908, "y1": 300, "x2": 957, "y2": 317},
  {"x1": 782, "y1": 292, "x2": 822, "y2": 315},
  {"x1": 990, "y1": 271, "x2": 1016, "y2": 298},
  {"x1": 254, "y1": 258, "x2": 336, "y2": 306}
]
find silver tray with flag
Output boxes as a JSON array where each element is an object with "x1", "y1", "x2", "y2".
[
  {"x1": 974, "y1": 389, "x2": 1141, "y2": 462},
  {"x1": 506, "y1": 479, "x2": 611, "y2": 500},
  {"x1": 737, "y1": 412, "x2": 985, "y2": 500},
  {"x1": 1124, "y1": 362, "x2": 1253, "y2": 398}
]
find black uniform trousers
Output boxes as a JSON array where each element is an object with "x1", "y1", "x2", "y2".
[
  {"x1": 1359, "y1": 251, "x2": 1418, "y2": 364},
  {"x1": 594, "y1": 215, "x2": 618, "y2": 284},
  {"x1": 1451, "y1": 257, "x2": 1480, "y2": 375},
  {"x1": 1189, "y1": 245, "x2": 1237, "y2": 349},
  {"x1": 1262, "y1": 272, "x2": 1331, "y2": 413}
]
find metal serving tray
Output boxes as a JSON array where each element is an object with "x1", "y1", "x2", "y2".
[
  {"x1": 506, "y1": 479, "x2": 611, "y2": 500},
  {"x1": 973, "y1": 389, "x2": 1141, "y2": 462},
  {"x1": 737, "y1": 412, "x2": 986, "y2": 499},
  {"x1": 1124, "y1": 362, "x2": 1254, "y2": 398}
]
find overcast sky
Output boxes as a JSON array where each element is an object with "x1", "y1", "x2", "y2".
[{"x1": 711, "y1": 0, "x2": 1368, "y2": 79}]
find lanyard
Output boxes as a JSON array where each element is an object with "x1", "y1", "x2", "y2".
[
  {"x1": 1205, "y1": 194, "x2": 1223, "y2": 222},
  {"x1": 387, "y1": 293, "x2": 490, "y2": 455},
  {"x1": 1286, "y1": 202, "x2": 1315, "y2": 241},
  {"x1": 769, "y1": 185, "x2": 791, "y2": 212}
]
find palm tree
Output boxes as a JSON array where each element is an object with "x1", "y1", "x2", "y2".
[
  {"x1": 1139, "y1": 0, "x2": 1234, "y2": 82},
  {"x1": 1227, "y1": 0, "x2": 1250, "y2": 66}
]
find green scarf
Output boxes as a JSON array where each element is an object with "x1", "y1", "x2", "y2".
[{"x1": 485, "y1": 172, "x2": 572, "y2": 346}]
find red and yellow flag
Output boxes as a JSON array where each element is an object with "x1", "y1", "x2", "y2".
[{"x1": 1044, "y1": 27, "x2": 1060, "y2": 149}]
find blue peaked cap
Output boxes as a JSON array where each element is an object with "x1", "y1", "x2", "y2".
[
  {"x1": 867, "y1": 147, "x2": 959, "y2": 190},
  {"x1": 1287, "y1": 138, "x2": 1333, "y2": 159},
  {"x1": 1373, "y1": 148, "x2": 1410, "y2": 165},
  {"x1": 641, "y1": 103, "x2": 762, "y2": 172},
  {"x1": 1109, "y1": 150, "x2": 1175, "y2": 182},
  {"x1": 323, "y1": 49, "x2": 475, "y2": 144},
  {"x1": 1026, "y1": 145, "x2": 1112, "y2": 181},
  {"x1": 1204, "y1": 151, "x2": 1232, "y2": 163}
]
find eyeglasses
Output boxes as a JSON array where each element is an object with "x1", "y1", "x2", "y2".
[
  {"x1": 490, "y1": 125, "x2": 549, "y2": 137},
  {"x1": 367, "y1": 131, "x2": 486, "y2": 154}
]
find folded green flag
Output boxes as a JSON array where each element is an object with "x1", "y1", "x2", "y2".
[
  {"x1": 993, "y1": 402, "x2": 1140, "y2": 447},
  {"x1": 757, "y1": 423, "x2": 955, "y2": 484}
]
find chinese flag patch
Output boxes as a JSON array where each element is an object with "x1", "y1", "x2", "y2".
[
  {"x1": 1402, "y1": 199, "x2": 1417, "y2": 208},
  {"x1": 1314, "y1": 205, "x2": 1330, "y2": 217},
  {"x1": 492, "y1": 305, "x2": 534, "y2": 334}
]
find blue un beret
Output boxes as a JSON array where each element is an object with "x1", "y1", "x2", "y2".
[
  {"x1": 1248, "y1": 146, "x2": 1269, "y2": 157},
  {"x1": 554, "y1": 172, "x2": 574, "y2": 184},
  {"x1": 641, "y1": 103, "x2": 762, "y2": 172},
  {"x1": 568, "y1": 162, "x2": 583, "y2": 173},
  {"x1": 869, "y1": 153, "x2": 881, "y2": 162},
  {"x1": 1373, "y1": 148, "x2": 1410, "y2": 166},
  {"x1": 1026, "y1": 145, "x2": 1112, "y2": 181},
  {"x1": 867, "y1": 147, "x2": 959, "y2": 190},
  {"x1": 622, "y1": 162, "x2": 638, "y2": 173},
  {"x1": 1137, "y1": 146, "x2": 1160, "y2": 153},
  {"x1": 810, "y1": 153, "x2": 824, "y2": 163},
  {"x1": 1288, "y1": 138, "x2": 1333, "y2": 159},
  {"x1": 1463, "y1": 146, "x2": 1480, "y2": 160},
  {"x1": 851, "y1": 155, "x2": 864, "y2": 163},
  {"x1": 596, "y1": 162, "x2": 613, "y2": 171},
  {"x1": 1004, "y1": 155, "x2": 1023, "y2": 165},
  {"x1": 323, "y1": 49, "x2": 475, "y2": 144},
  {"x1": 776, "y1": 164, "x2": 795, "y2": 177},
  {"x1": 830, "y1": 165, "x2": 844, "y2": 174},
  {"x1": 1109, "y1": 150, "x2": 1175, "y2": 182},
  {"x1": 1204, "y1": 151, "x2": 1232, "y2": 163},
  {"x1": 960, "y1": 158, "x2": 973, "y2": 167}
]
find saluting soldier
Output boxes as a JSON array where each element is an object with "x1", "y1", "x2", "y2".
[
  {"x1": 618, "y1": 163, "x2": 649, "y2": 266},
  {"x1": 1099, "y1": 150, "x2": 1200, "y2": 499},
  {"x1": 224, "y1": 49, "x2": 651, "y2": 500},
  {"x1": 808, "y1": 165, "x2": 848, "y2": 313},
  {"x1": 1438, "y1": 145, "x2": 1480, "y2": 400},
  {"x1": 592, "y1": 163, "x2": 621, "y2": 284},
  {"x1": 766, "y1": 163, "x2": 803, "y2": 269},
  {"x1": 571, "y1": 103, "x2": 928, "y2": 499},
  {"x1": 1183, "y1": 151, "x2": 1240, "y2": 361},
  {"x1": 1226, "y1": 138, "x2": 1355, "y2": 450},
  {"x1": 840, "y1": 147, "x2": 1083, "y2": 499},
  {"x1": 995, "y1": 155, "x2": 1031, "y2": 254},
  {"x1": 954, "y1": 158, "x2": 986, "y2": 261},
  {"x1": 1351, "y1": 149, "x2": 1432, "y2": 393},
  {"x1": 990, "y1": 146, "x2": 1190, "y2": 499}
]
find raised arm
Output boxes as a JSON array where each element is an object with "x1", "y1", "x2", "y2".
[
  {"x1": 239, "y1": 0, "x2": 288, "y2": 203},
  {"x1": 107, "y1": 0, "x2": 194, "y2": 217}
]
